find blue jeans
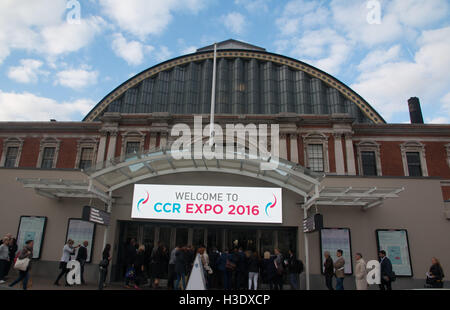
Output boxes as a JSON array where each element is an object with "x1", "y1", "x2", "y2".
[
  {"x1": 175, "y1": 273, "x2": 186, "y2": 290},
  {"x1": 336, "y1": 277, "x2": 344, "y2": 290},
  {"x1": 9, "y1": 270, "x2": 29, "y2": 290},
  {"x1": 288, "y1": 273, "x2": 299, "y2": 290}
]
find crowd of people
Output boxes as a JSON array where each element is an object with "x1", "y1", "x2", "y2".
[
  {"x1": 121, "y1": 239, "x2": 304, "y2": 290},
  {"x1": 323, "y1": 249, "x2": 445, "y2": 290},
  {"x1": 0, "y1": 233, "x2": 446, "y2": 290}
]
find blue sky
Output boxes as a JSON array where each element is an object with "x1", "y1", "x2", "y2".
[{"x1": 0, "y1": 0, "x2": 449, "y2": 123}]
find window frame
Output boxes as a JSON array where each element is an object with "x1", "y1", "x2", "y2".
[
  {"x1": 36, "y1": 138, "x2": 60, "y2": 169},
  {"x1": 400, "y1": 141, "x2": 428, "y2": 177},
  {"x1": 356, "y1": 141, "x2": 382, "y2": 176},
  {"x1": 302, "y1": 133, "x2": 329, "y2": 173},
  {"x1": 0, "y1": 138, "x2": 24, "y2": 168},
  {"x1": 120, "y1": 131, "x2": 145, "y2": 160},
  {"x1": 74, "y1": 138, "x2": 99, "y2": 170}
]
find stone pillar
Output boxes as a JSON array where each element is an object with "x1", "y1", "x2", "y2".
[
  {"x1": 334, "y1": 133, "x2": 345, "y2": 175},
  {"x1": 280, "y1": 134, "x2": 288, "y2": 160},
  {"x1": 96, "y1": 132, "x2": 107, "y2": 166},
  {"x1": 149, "y1": 133, "x2": 157, "y2": 149},
  {"x1": 106, "y1": 131, "x2": 118, "y2": 161},
  {"x1": 345, "y1": 133, "x2": 356, "y2": 175},
  {"x1": 159, "y1": 132, "x2": 168, "y2": 149},
  {"x1": 290, "y1": 134, "x2": 299, "y2": 163}
]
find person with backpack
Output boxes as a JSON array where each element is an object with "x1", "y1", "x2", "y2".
[
  {"x1": 286, "y1": 249, "x2": 303, "y2": 290},
  {"x1": 9, "y1": 240, "x2": 33, "y2": 290}
]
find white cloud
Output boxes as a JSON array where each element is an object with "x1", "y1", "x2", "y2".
[
  {"x1": 0, "y1": 1, "x2": 106, "y2": 64},
  {"x1": 99, "y1": 0, "x2": 207, "y2": 39},
  {"x1": 111, "y1": 33, "x2": 154, "y2": 66},
  {"x1": 357, "y1": 45, "x2": 402, "y2": 72},
  {"x1": 351, "y1": 27, "x2": 450, "y2": 121},
  {"x1": 55, "y1": 68, "x2": 99, "y2": 89},
  {"x1": 182, "y1": 46, "x2": 197, "y2": 55},
  {"x1": 7, "y1": 59, "x2": 48, "y2": 84},
  {"x1": 155, "y1": 46, "x2": 172, "y2": 62},
  {"x1": 222, "y1": 12, "x2": 247, "y2": 35},
  {"x1": 0, "y1": 90, "x2": 94, "y2": 121},
  {"x1": 234, "y1": 0, "x2": 271, "y2": 13}
]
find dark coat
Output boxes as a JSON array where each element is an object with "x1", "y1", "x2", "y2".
[
  {"x1": 217, "y1": 252, "x2": 229, "y2": 272},
  {"x1": 324, "y1": 256, "x2": 334, "y2": 276},
  {"x1": 175, "y1": 250, "x2": 186, "y2": 274},
  {"x1": 248, "y1": 256, "x2": 260, "y2": 273},
  {"x1": 380, "y1": 257, "x2": 393, "y2": 279},
  {"x1": 262, "y1": 257, "x2": 276, "y2": 280},
  {"x1": 125, "y1": 243, "x2": 137, "y2": 266},
  {"x1": 430, "y1": 263, "x2": 444, "y2": 281},
  {"x1": 76, "y1": 246, "x2": 88, "y2": 261}
]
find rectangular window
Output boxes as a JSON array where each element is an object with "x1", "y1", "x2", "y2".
[
  {"x1": 307, "y1": 144, "x2": 324, "y2": 172},
  {"x1": 79, "y1": 147, "x2": 94, "y2": 170},
  {"x1": 41, "y1": 147, "x2": 55, "y2": 169},
  {"x1": 406, "y1": 152, "x2": 422, "y2": 176},
  {"x1": 361, "y1": 151, "x2": 377, "y2": 176},
  {"x1": 5, "y1": 146, "x2": 19, "y2": 168},
  {"x1": 126, "y1": 142, "x2": 140, "y2": 155}
]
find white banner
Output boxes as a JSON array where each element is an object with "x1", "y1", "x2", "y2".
[{"x1": 131, "y1": 184, "x2": 282, "y2": 224}]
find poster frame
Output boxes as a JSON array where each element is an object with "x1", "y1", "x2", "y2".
[
  {"x1": 319, "y1": 227, "x2": 353, "y2": 275},
  {"x1": 375, "y1": 228, "x2": 413, "y2": 277},
  {"x1": 65, "y1": 218, "x2": 96, "y2": 264},
  {"x1": 16, "y1": 215, "x2": 48, "y2": 260}
]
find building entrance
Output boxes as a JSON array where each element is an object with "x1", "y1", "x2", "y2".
[{"x1": 113, "y1": 220, "x2": 297, "y2": 280}]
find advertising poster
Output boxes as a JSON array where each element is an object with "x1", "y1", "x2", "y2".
[
  {"x1": 66, "y1": 219, "x2": 95, "y2": 262},
  {"x1": 17, "y1": 216, "x2": 47, "y2": 259},
  {"x1": 132, "y1": 184, "x2": 282, "y2": 224},
  {"x1": 320, "y1": 228, "x2": 353, "y2": 275},
  {"x1": 376, "y1": 229, "x2": 413, "y2": 276}
]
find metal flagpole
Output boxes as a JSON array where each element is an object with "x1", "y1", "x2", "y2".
[{"x1": 209, "y1": 43, "x2": 217, "y2": 146}]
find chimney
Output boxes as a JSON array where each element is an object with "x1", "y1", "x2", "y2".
[{"x1": 408, "y1": 97, "x2": 424, "y2": 124}]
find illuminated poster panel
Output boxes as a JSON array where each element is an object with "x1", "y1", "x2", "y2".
[
  {"x1": 320, "y1": 228, "x2": 353, "y2": 275},
  {"x1": 66, "y1": 219, "x2": 96, "y2": 263},
  {"x1": 16, "y1": 216, "x2": 47, "y2": 259},
  {"x1": 132, "y1": 184, "x2": 282, "y2": 224},
  {"x1": 376, "y1": 229, "x2": 413, "y2": 277}
]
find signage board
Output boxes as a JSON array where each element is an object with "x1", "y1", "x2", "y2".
[
  {"x1": 376, "y1": 229, "x2": 413, "y2": 277},
  {"x1": 320, "y1": 228, "x2": 353, "y2": 275},
  {"x1": 303, "y1": 213, "x2": 323, "y2": 233},
  {"x1": 82, "y1": 206, "x2": 110, "y2": 226},
  {"x1": 16, "y1": 216, "x2": 47, "y2": 259},
  {"x1": 65, "y1": 219, "x2": 96, "y2": 263},
  {"x1": 131, "y1": 184, "x2": 282, "y2": 224}
]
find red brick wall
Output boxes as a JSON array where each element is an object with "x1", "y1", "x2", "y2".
[
  {"x1": 441, "y1": 186, "x2": 450, "y2": 201},
  {"x1": 56, "y1": 138, "x2": 78, "y2": 169},
  {"x1": 328, "y1": 135, "x2": 336, "y2": 173},
  {"x1": 297, "y1": 135, "x2": 304, "y2": 166},
  {"x1": 115, "y1": 135, "x2": 122, "y2": 158},
  {"x1": 425, "y1": 142, "x2": 450, "y2": 178},
  {"x1": 379, "y1": 141, "x2": 404, "y2": 176},
  {"x1": 19, "y1": 138, "x2": 40, "y2": 168}
]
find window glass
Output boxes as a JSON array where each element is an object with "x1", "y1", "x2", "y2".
[
  {"x1": 406, "y1": 152, "x2": 422, "y2": 176},
  {"x1": 5, "y1": 146, "x2": 18, "y2": 168},
  {"x1": 79, "y1": 147, "x2": 94, "y2": 170},
  {"x1": 126, "y1": 142, "x2": 140, "y2": 155},
  {"x1": 41, "y1": 147, "x2": 55, "y2": 169},
  {"x1": 361, "y1": 151, "x2": 377, "y2": 176},
  {"x1": 307, "y1": 144, "x2": 324, "y2": 172}
]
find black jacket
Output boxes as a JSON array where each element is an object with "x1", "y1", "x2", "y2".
[
  {"x1": 76, "y1": 246, "x2": 88, "y2": 261},
  {"x1": 430, "y1": 263, "x2": 444, "y2": 281},
  {"x1": 324, "y1": 256, "x2": 334, "y2": 276},
  {"x1": 125, "y1": 244, "x2": 137, "y2": 265},
  {"x1": 380, "y1": 257, "x2": 393, "y2": 279},
  {"x1": 175, "y1": 250, "x2": 186, "y2": 274},
  {"x1": 248, "y1": 256, "x2": 260, "y2": 273}
]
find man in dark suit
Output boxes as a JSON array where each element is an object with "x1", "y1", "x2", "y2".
[
  {"x1": 378, "y1": 250, "x2": 393, "y2": 290},
  {"x1": 323, "y1": 251, "x2": 334, "y2": 290},
  {"x1": 76, "y1": 241, "x2": 89, "y2": 284}
]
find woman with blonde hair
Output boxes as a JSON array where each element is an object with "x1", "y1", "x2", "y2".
[
  {"x1": 262, "y1": 251, "x2": 276, "y2": 290},
  {"x1": 426, "y1": 257, "x2": 444, "y2": 288}
]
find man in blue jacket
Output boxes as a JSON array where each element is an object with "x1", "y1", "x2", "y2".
[{"x1": 378, "y1": 250, "x2": 393, "y2": 290}]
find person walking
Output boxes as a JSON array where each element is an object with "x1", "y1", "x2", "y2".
[
  {"x1": 98, "y1": 244, "x2": 111, "y2": 290},
  {"x1": 0, "y1": 237, "x2": 10, "y2": 284},
  {"x1": 174, "y1": 245, "x2": 187, "y2": 290},
  {"x1": 6, "y1": 238, "x2": 18, "y2": 278},
  {"x1": 248, "y1": 251, "x2": 260, "y2": 290},
  {"x1": 9, "y1": 240, "x2": 33, "y2": 290},
  {"x1": 323, "y1": 251, "x2": 334, "y2": 290},
  {"x1": 273, "y1": 248, "x2": 284, "y2": 290},
  {"x1": 54, "y1": 239, "x2": 79, "y2": 286},
  {"x1": 334, "y1": 249, "x2": 345, "y2": 290},
  {"x1": 378, "y1": 250, "x2": 393, "y2": 290},
  {"x1": 124, "y1": 238, "x2": 137, "y2": 288},
  {"x1": 355, "y1": 253, "x2": 367, "y2": 290},
  {"x1": 76, "y1": 241, "x2": 88, "y2": 285},
  {"x1": 134, "y1": 245, "x2": 146, "y2": 290},
  {"x1": 262, "y1": 251, "x2": 276, "y2": 290},
  {"x1": 426, "y1": 257, "x2": 445, "y2": 288}
]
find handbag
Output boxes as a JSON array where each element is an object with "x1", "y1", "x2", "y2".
[
  {"x1": 125, "y1": 267, "x2": 136, "y2": 279},
  {"x1": 225, "y1": 259, "x2": 236, "y2": 271},
  {"x1": 14, "y1": 257, "x2": 30, "y2": 271}
]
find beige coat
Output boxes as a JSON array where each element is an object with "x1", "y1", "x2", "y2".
[
  {"x1": 334, "y1": 257, "x2": 345, "y2": 278},
  {"x1": 355, "y1": 258, "x2": 368, "y2": 290}
]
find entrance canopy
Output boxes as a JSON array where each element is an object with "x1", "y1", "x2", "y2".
[
  {"x1": 84, "y1": 146, "x2": 323, "y2": 198},
  {"x1": 16, "y1": 178, "x2": 113, "y2": 204}
]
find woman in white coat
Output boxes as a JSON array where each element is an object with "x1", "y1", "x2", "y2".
[{"x1": 355, "y1": 253, "x2": 368, "y2": 290}]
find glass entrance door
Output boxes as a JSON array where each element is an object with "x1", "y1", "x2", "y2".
[{"x1": 227, "y1": 229, "x2": 257, "y2": 251}]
